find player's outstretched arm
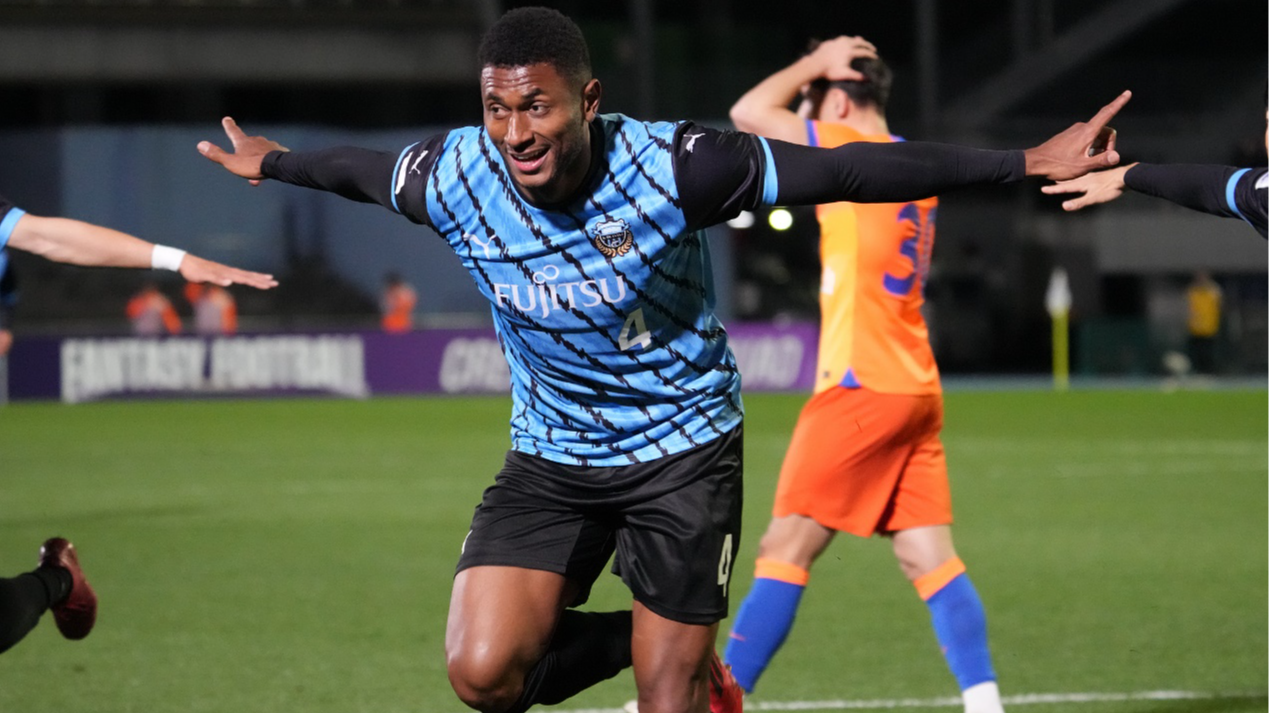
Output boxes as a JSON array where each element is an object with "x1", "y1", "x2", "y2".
[
  {"x1": 1022, "y1": 90, "x2": 1131, "y2": 181},
  {"x1": 761, "y1": 90, "x2": 1132, "y2": 206},
  {"x1": 730, "y1": 35, "x2": 876, "y2": 143},
  {"x1": 1040, "y1": 164, "x2": 1133, "y2": 211},
  {"x1": 8, "y1": 214, "x2": 277, "y2": 289},
  {"x1": 199, "y1": 117, "x2": 400, "y2": 208}
]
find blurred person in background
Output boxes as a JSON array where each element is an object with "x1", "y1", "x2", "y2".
[
  {"x1": 185, "y1": 281, "x2": 239, "y2": 335},
  {"x1": 380, "y1": 271, "x2": 417, "y2": 333},
  {"x1": 197, "y1": 7, "x2": 1129, "y2": 712},
  {"x1": 0, "y1": 192, "x2": 274, "y2": 655},
  {"x1": 127, "y1": 280, "x2": 182, "y2": 335},
  {"x1": 1185, "y1": 270, "x2": 1222, "y2": 375},
  {"x1": 723, "y1": 36, "x2": 1006, "y2": 713}
]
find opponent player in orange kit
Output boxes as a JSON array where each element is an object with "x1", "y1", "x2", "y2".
[{"x1": 724, "y1": 37, "x2": 1006, "y2": 713}]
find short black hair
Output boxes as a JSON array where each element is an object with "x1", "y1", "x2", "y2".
[
  {"x1": 478, "y1": 7, "x2": 592, "y2": 86},
  {"x1": 802, "y1": 41, "x2": 893, "y2": 112}
]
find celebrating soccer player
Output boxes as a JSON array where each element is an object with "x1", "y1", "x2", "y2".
[{"x1": 198, "y1": 7, "x2": 1128, "y2": 712}]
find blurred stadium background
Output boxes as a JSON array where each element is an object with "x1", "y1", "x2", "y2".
[
  {"x1": 0, "y1": 1, "x2": 1265, "y2": 712},
  {"x1": 0, "y1": 0, "x2": 1265, "y2": 380}
]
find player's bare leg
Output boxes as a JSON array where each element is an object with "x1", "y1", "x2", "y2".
[
  {"x1": 446, "y1": 565, "x2": 632, "y2": 713},
  {"x1": 890, "y1": 524, "x2": 957, "y2": 579},
  {"x1": 446, "y1": 566, "x2": 571, "y2": 711},
  {"x1": 892, "y1": 525, "x2": 1004, "y2": 713},
  {"x1": 755, "y1": 514, "x2": 836, "y2": 569},
  {"x1": 629, "y1": 602, "x2": 719, "y2": 713}
]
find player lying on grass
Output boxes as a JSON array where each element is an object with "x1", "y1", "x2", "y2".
[
  {"x1": 1042, "y1": 106, "x2": 1267, "y2": 238},
  {"x1": 197, "y1": 7, "x2": 1129, "y2": 713}
]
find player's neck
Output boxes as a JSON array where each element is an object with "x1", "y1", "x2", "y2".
[{"x1": 839, "y1": 106, "x2": 889, "y2": 137}]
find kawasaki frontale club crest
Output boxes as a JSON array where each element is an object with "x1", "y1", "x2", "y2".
[{"x1": 590, "y1": 218, "x2": 634, "y2": 257}]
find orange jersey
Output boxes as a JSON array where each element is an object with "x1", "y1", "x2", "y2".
[
  {"x1": 126, "y1": 290, "x2": 181, "y2": 335},
  {"x1": 381, "y1": 284, "x2": 417, "y2": 333},
  {"x1": 807, "y1": 121, "x2": 939, "y2": 395}
]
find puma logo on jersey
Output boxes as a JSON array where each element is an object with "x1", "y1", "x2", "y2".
[
  {"x1": 409, "y1": 150, "x2": 429, "y2": 174},
  {"x1": 684, "y1": 132, "x2": 705, "y2": 153}
]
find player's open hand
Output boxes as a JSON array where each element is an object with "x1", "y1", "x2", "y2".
[
  {"x1": 197, "y1": 117, "x2": 288, "y2": 186},
  {"x1": 1023, "y1": 91, "x2": 1131, "y2": 182},
  {"x1": 179, "y1": 254, "x2": 278, "y2": 290},
  {"x1": 812, "y1": 36, "x2": 879, "y2": 82},
  {"x1": 1041, "y1": 164, "x2": 1135, "y2": 211}
]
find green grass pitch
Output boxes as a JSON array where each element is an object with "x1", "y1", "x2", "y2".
[{"x1": 1, "y1": 389, "x2": 1265, "y2": 712}]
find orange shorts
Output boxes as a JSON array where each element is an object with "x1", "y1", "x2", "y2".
[{"x1": 773, "y1": 386, "x2": 952, "y2": 537}]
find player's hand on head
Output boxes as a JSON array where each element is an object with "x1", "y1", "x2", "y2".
[
  {"x1": 1023, "y1": 90, "x2": 1132, "y2": 181},
  {"x1": 197, "y1": 117, "x2": 289, "y2": 186},
  {"x1": 1041, "y1": 164, "x2": 1134, "y2": 212},
  {"x1": 179, "y1": 254, "x2": 278, "y2": 290},
  {"x1": 814, "y1": 35, "x2": 878, "y2": 82}
]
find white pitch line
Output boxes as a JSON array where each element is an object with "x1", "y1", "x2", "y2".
[{"x1": 551, "y1": 689, "x2": 1266, "y2": 713}]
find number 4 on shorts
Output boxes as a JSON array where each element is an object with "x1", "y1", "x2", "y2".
[{"x1": 717, "y1": 533, "x2": 733, "y2": 596}]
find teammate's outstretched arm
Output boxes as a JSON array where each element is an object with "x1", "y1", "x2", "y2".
[
  {"x1": 1040, "y1": 164, "x2": 1134, "y2": 210},
  {"x1": 6, "y1": 213, "x2": 278, "y2": 289}
]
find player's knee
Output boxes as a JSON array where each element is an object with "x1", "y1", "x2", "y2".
[{"x1": 446, "y1": 648, "x2": 523, "y2": 712}]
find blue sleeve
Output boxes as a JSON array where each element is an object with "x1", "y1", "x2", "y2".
[{"x1": 0, "y1": 196, "x2": 25, "y2": 251}]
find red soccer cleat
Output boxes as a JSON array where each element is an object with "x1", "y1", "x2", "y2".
[
  {"x1": 708, "y1": 650, "x2": 744, "y2": 713},
  {"x1": 39, "y1": 538, "x2": 98, "y2": 640}
]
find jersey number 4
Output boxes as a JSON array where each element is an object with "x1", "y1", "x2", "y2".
[{"x1": 619, "y1": 308, "x2": 652, "y2": 351}]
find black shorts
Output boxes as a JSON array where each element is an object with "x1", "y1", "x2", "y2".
[{"x1": 456, "y1": 425, "x2": 744, "y2": 625}]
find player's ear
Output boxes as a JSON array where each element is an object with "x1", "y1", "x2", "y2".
[
  {"x1": 581, "y1": 78, "x2": 602, "y2": 121},
  {"x1": 831, "y1": 89, "x2": 851, "y2": 121}
]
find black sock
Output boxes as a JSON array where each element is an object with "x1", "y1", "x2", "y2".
[
  {"x1": 0, "y1": 569, "x2": 68, "y2": 654},
  {"x1": 505, "y1": 610, "x2": 633, "y2": 713}
]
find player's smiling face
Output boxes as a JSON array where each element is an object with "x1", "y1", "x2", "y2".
[{"x1": 481, "y1": 63, "x2": 601, "y2": 206}]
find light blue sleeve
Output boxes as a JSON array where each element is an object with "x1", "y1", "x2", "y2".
[
  {"x1": 757, "y1": 137, "x2": 779, "y2": 206},
  {"x1": 0, "y1": 207, "x2": 27, "y2": 251}
]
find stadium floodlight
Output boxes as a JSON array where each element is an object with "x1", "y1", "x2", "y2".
[{"x1": 767, "y1": 208, "x2": 793, "y2": 231}]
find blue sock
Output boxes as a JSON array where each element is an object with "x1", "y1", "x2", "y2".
[
  {"x1": 724, "y1": 573, "x2": 806, "y2": 693},
  {"x1": 925, "y1": 572, "x2": 996, "y2": 690}
]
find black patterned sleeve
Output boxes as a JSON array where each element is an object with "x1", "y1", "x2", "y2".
[{"x1": 261, "y1": 134, "x2": 447, "y2": 227}]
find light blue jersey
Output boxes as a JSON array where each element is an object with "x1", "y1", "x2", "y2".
[{"x1": 391, "y1": 115, "x2": 776, "y2": 465}]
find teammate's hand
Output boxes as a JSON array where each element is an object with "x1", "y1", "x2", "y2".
[
  {"x1": 811, "y1": 36, "x2": 878, "y2": 82},
  {"x1": 179, "y1": 254, "x2": 278, "y2": 290},
  {"x1": 1023, "y1": 91, "x2": 1131, "y2": 181},
  {"x1": 197, "y1": 117, "x2": 288, "y2": 187},
  {"x1": 1041, "y1": 164, "x2": 1135, "y2": 211}
]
